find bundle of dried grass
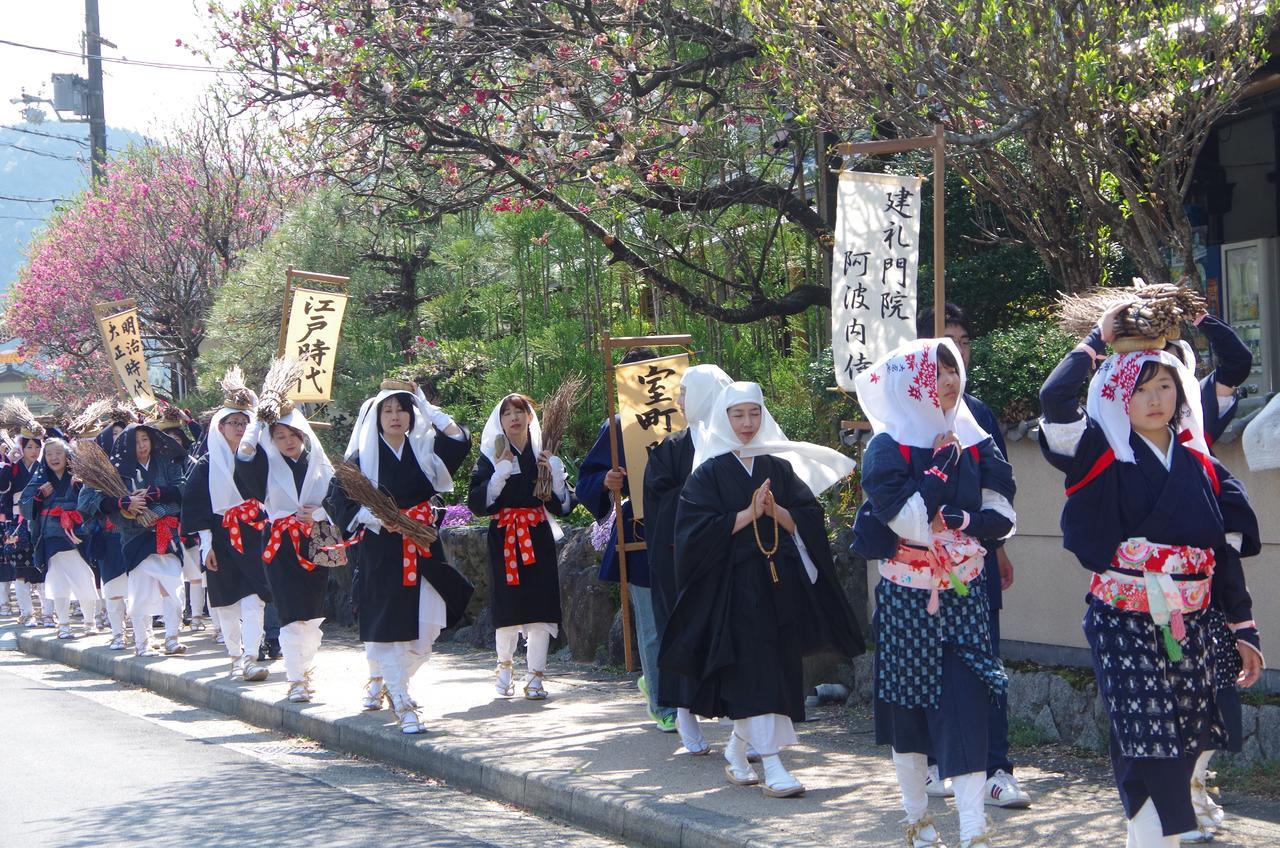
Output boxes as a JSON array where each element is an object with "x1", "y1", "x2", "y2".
[
  {"x1": 257, "y1": 358, "x2": 302, "y2": 424},
  {"x1": 3, "y1": 397, "x2": 44, "y2": 439},
  {"x1": 533, "y1": 374, "x2": 585, "y2": 501},
  {"x1": 1058, "y1": 282, "x2": 1207, "y2": 351},
  {"x1": 332, "y1": 460, "x2": 439, "y2": 548},
  {"x1": 219, "y1": 366, "x2": 256, "y2": 412},
  {"x1": 110, "y1": 400, "x2": 142, "y2": 426},
  {"x1": 71, "y1": 439, "x2": 157, "y2": 523},
  {"x1": 66, "y1": 399, "x2": 114, "y2": 438}
]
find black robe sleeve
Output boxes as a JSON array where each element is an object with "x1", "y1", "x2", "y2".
[
  {"x1": 466, "y1": 454, "x2": 499, "y2": 517},
  {"x1": 433, "y1": 424, "x2": 473, "y2": 477},
  {"x1": 180, "y1": 457, "x2": 216, "y2": 533}
]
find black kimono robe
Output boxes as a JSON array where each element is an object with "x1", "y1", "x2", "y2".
[
  {"x1": 659, "y1": 453, "x2": 864, "y2": 723},
  {"x1": 180, "y1": 452, "x2": 272, "y2": 609},
  {"x1": 4, "y1": 460, "x2": 39, "y2": 584},
  {"x1": 327, "y1": 431, "x2": 474, "y2": 642},
  {"x1": 467, "y1": 443, "x2": 575, "y2": 629}
]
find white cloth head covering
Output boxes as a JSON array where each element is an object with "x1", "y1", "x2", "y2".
[
  {"x1": 853, "y1": 338, "x2": 989, "y2": 449},
  {"x1": 1087, "y1": 348, "x2": 1207, "y2": 464},
  {"x1": 344, "y1": 386, "x2": 453, "y2": 492},
  {"x1": 679, "y1": 364, "x2": 733, "y2": 428},
  {"x1": 260, "y1": 409, "x2": 334, "y2": 522},
  {"x1": 208, "y1": 402, "x2": 256, "y2": 515},
  {"x1": 693, "y1": 381, "x2": 855, "y2": 497},
  {"x1": 479, "y1": 394, "x2": 542, "y2": 465}
]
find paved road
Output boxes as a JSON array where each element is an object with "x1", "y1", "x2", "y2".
[{"x1": 0, "y1": 652, "x2": 624, "y2": 848}]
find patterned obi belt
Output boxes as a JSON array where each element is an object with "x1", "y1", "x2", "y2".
[
  {"x1": 878, "y1": 530, "x2": 986, "y2": 615},
  {"x1": 1090, "y1": 537, "x2": 1215, "y2": 659}
]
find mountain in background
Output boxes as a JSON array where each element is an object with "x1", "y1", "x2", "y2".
[{"x1": 0, "y1": 122, "x2": 148, "y2": 296}]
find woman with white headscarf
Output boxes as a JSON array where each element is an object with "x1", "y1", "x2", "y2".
[
  {"x1": 659, "y1": 381, "x2": 863, "y2": 798},
  {"x1": 644, "y1": 364, "x2": 732, "y2": 755},
  {"x1": 326, "y1": 379, "x2": 473, "y2": 734},
  {"x1": 1038, "y1": 303, "x2": 1261, "y2": 848},
  {"x1": 466, "y1": 393, "x2": 574, "y2": 700},
  {"x1": 851, "y1": 338, "x2": 1016, "y2": 848},
  {"x1": 238, "y1": 403, "x2": 337, "y2": 703},
  {"x1": 180, "y1": 379, "x2": 272, "y2": 682}
]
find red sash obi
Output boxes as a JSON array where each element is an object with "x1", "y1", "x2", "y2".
[
  {"x1": 1090, "y1": 538, "x2": 1215, "y2": 656},
  {"x1": 154, "y1": 515, "x2": 180, "y2": 554},
  {"x1": 395, "y1": 501, "x2": 435, "y2": 587},
  {"x1": 878, "y1": 529, "x2": 986, "y2": 615},
  {"x1": 221, "y1": 499, "x2": 266, "y2": 553},
  {"x1": 496, "y1": 507, "x2": 544, "y2": 587},
  {"x1": 264, "y1": 515, "x2": 317, "y2": 572}
]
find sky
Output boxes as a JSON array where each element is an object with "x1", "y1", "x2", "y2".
[{"x1": 0, "y1": 0, "x2": 231, "y2": 135}]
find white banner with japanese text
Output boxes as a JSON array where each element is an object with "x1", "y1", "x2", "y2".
[
  {"x1": 616, "y1": 352, "x2": 689, "y2": 521},
  {"x1": 831, "y1": 171, "x2": 922, "y2": 390},
  {"x1": 94, "y1": 300, "x2": 157, "y2": 409},
  {"x1": 283, "y1": 286, "x2": 349, "y2": 402}
]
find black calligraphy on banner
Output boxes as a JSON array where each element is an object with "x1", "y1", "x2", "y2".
[
  {"x1": 284, "y1": 287, "x2": 349, "y2": 402},
  {"x1": 616, "y1": 352, "x2": 689, "y2": 521},
  {"x1": 97, "y1": 305, "x2": 156, "y2": 408},
  {"x1": 830, "y1": 172, "x2": 922, "y2": 390}
]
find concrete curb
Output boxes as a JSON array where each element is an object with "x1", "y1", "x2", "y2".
[{"x1": 16, "y1": 631, "x2": 821, "y2": 848}]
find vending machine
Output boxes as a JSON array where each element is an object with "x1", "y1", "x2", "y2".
[{"x1": 1220, "y1": 237, "x2": 1280, "y2": 396}]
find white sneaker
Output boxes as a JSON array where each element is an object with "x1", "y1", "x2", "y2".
[
  {"x1": 925, "y1": 764, "x2": 954, "y2": 798},
  {"x1": 983, "y1": 770, "x2": 1031, "y2": 808},
  {"x1": 904, "y1": 814, "x2": 945, "y2": 847}
]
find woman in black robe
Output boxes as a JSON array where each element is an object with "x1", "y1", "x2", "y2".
[
  {"x1": 645, "y1": 364, "x2": 732, "y2": 754},
  {"x1": 327, "y1": 380, "x2": 472, "y2": 734},
  {"x1": 467, "y1": 394, "x2": 575, "y2": 700},
  {"x1": 4, "y1": 434, "x2": 44, "y2": 625},
  {"x1": 181, "y1": 383, "x2": 272, "y2": 682},
  {"x1": 660, "y1": 382, "x2": 862, "y2": 799}
]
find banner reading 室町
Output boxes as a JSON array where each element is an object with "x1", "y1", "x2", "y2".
[
  {"x1": 282, "y1": 286, "x2": 349, "y2": 402},
  {"x1": 616, "y1": 352, "x2": 689, "y2": 521},
  {"x1": 830, "y1": 171, "x2": 922, "y2": 390},
  {"x1": 93, "y1": 299, "x2": 157, "y2": 410}
]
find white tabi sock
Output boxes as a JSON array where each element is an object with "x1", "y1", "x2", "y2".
[
  {"x1": 676, "y1": 708, "x2": 705, "y2": 750},
  {"x1": 951, "y1": 771, "x2": 988, "y2": 841},
  {"x1": 891, "y1": 749, "x2": 930, "y2": 823}
]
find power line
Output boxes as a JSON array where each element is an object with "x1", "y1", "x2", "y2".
[
  {"x1": 0, "y1": 215, "x2": 49, "y2": 221},
  {"x1": 0, "y1": 195, "x2": 65, "y2": 204},
  {"x1": 0, "y1": 125, "x2": 90, "y2": 147},
  {"x1": 0, "y1": 38, "x2": 229, "y2": 74},
  {"x1": 0, "y1": 141, "x2": 86, "y2": 161}
]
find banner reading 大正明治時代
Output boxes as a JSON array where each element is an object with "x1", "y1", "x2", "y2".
[
  {"x1": 282, "y1": 286, "x2": 348, "y2": 402},
  {"x1": 831, "y1": 171, "x2": 922, "y2": 390},
  {"x1": 615, "y1": 352, "x2": 689, "y2": 521},
  {"x1": 93, "y1": 299, "x2": 156, "y2": 410}
]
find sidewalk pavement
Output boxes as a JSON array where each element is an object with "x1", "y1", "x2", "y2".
[{"x1": 9, "y1": 621, "x2": 1279, "y2": 848}]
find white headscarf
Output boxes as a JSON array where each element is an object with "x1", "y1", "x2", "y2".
[
  {"x1": 693, "y1": 381, "x2": 856, "y2": 497},
  {"x1": 259, "y1": 409, "x2": 334, "y2": 522},
  {"x1": 680, "y1": 364, "x2": 733, "y2": 428},
  {"x1": 344, "y1": 386, "x2": 453, "y2": 493},
  {"x1": 853, "y1": 338, "x2": 989, "y2": 449},
  {"x1": 1087, "y1": 348, "x2": 1207, "y2": 464},
  {"x1": 208, "y1": 404, "x2": 255, "y2": 515},
  {"x1": 479, "y1": 393, "x2": 543, "y2": 466}
]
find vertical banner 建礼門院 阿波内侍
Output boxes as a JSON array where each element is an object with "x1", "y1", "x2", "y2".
[
  {"x1": 830, "y1": 172, "x2": 922, "y2": 390},
  {"x1": 283, "y1": 286, "x2": 349, "y2": 403},
  {"x1": 94, "y1": 300, "x2": 157, "y2": 410},
  {"x1": 615, "y1": 352, "x2": 689, "y2": 521}
]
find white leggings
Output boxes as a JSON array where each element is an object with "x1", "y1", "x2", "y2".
[
  {"x1": 46, "y1": 550, "x2": 100, "y2": 626},
  {"x1": 892, "y1": 749, "x2": 987, "y2": 841},
  {"x1": 15, "y1": 579, "x2": 35, "y2": 617},
  {"x1": 1126, "y1": 799, "x2": 1178, "y2": 847},
  {"x1": 213, "y1": 594, "x2": 266, "y2": 660},
  {"x1": 732, "y1": 714, "x2": 798, "y2": 758},
  {"x1": 128, "y1": 554, "x2": 183, "y2": 642},
  {"x1": 102, "y1": 573, "x2": 128, "y2": 638},
  {"x1": 279, "y1": 618, "x2": 324, "y2": 682},
  {"x1": 495, "y1": 622, "x2": 557, "y2": 678}
]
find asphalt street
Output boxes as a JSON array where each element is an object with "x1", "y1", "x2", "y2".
[{"x1": 0, "y1": 651, "x2": 624, "y2": 848}]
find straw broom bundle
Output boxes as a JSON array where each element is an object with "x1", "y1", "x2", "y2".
[
  {"x1": 1058, "y1": 282, "x2": 1207, "y2": 351},
  {"x1": 71, "y1": 439, "x2": 156, "y2": 523},
  {"x1": 66, "y1": 399, "x2": 113, "y2": 438},
  {"x1": 332, "y1": 460, "x2": 438, "y2": 548},
  {"x1": 533, "y1": 374, "x2": 585, "y2": 501},
  {"x1": 2, "y1": 397, "x2": 45, "y2": 439},
  {"x1": 257, "y1": 358, "x2": 302, "y2": 425}
]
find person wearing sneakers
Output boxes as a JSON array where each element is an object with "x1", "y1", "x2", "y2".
[
  {"x1": 661, "y1": 382, "x2": 863, "y2": 800},
  {"x1": 20, "y1": 438, "x2": 100, "y2": 639},
  {"x1": 851, "y1": 338, "x2": 1016, "y2": 848},
  {"x1": 181, "y1": 371, "x2": 271, "y2": 683},
  {"x1": 93, "y1": 422, "x2": 191, "y2": 657},
  {"x1": 916, "y1": 305, "x2": 1031, "y2": 811},
  {"x1": 467, "y1": 393, "x2": 574, "y2": 702},
  {"x1": 328, "y1": 380, "x2": 473, "y2": 734},
  {"x1": 237, "y1": 383, "x2": 340, "y2": 705},
  {"x1": 645, "y1": 363, "x2": 734, "y2": 756}
]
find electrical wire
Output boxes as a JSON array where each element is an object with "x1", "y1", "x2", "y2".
[
  {"x1": 0, "y1": 141, "x2": 86, "y2": 161},
  {"x1": 0, "y1": 195, "x2": 65, "y2": 204},
  {"x1": 0, "y1": 125, "x2": 90, "y2": 146},
  {"x1": 0, "y1": 38, "x2": 229, "y2": 74}
]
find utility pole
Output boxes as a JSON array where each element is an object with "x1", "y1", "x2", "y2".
[{"x1": 84, "y1": 0, "x2": 107, "y2": 183}]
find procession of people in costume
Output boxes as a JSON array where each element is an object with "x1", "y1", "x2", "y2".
[{"x1": 0, "y1": 297, "x2": 1266, "y2": 847}]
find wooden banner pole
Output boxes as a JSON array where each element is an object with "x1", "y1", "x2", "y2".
[
  {"x1": 601, "y1": 332, "x2": 635, "y2": 672},
  {"x1": 277, "y1": 265, "x2": 296, "y2": 358},
  {"x1": 933, "y1": 123, "x2": 946, "y2": 337}
]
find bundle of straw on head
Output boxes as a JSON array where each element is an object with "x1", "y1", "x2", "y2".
[
  {"x1": 3, "y1": 397, "x2": 45, "y2": 440},
  {"x1": 533, "y1": 373, "x2": 586, "y2": 502},
  {"x1": 67, "y1": 399, "x2": 114, "y2": 439},
  {"x1": 71, "y1": 439, "x2": 157, "y2": 523},
  {"x1": 111, "y1": 400, "x2": 141, "y2": 426},
  {"x1": 258, "y1": 358, "x2": 302, "y2": 425},
  {"x1": 1058, "y1": 281, "x2": 1208, "y2": 353},
  {"x1": 332, "y1": 460, "x2": 439, "y2": 548},
  {"x1": 216, "y1": 365, "x2": 256, "y2": 413}
]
